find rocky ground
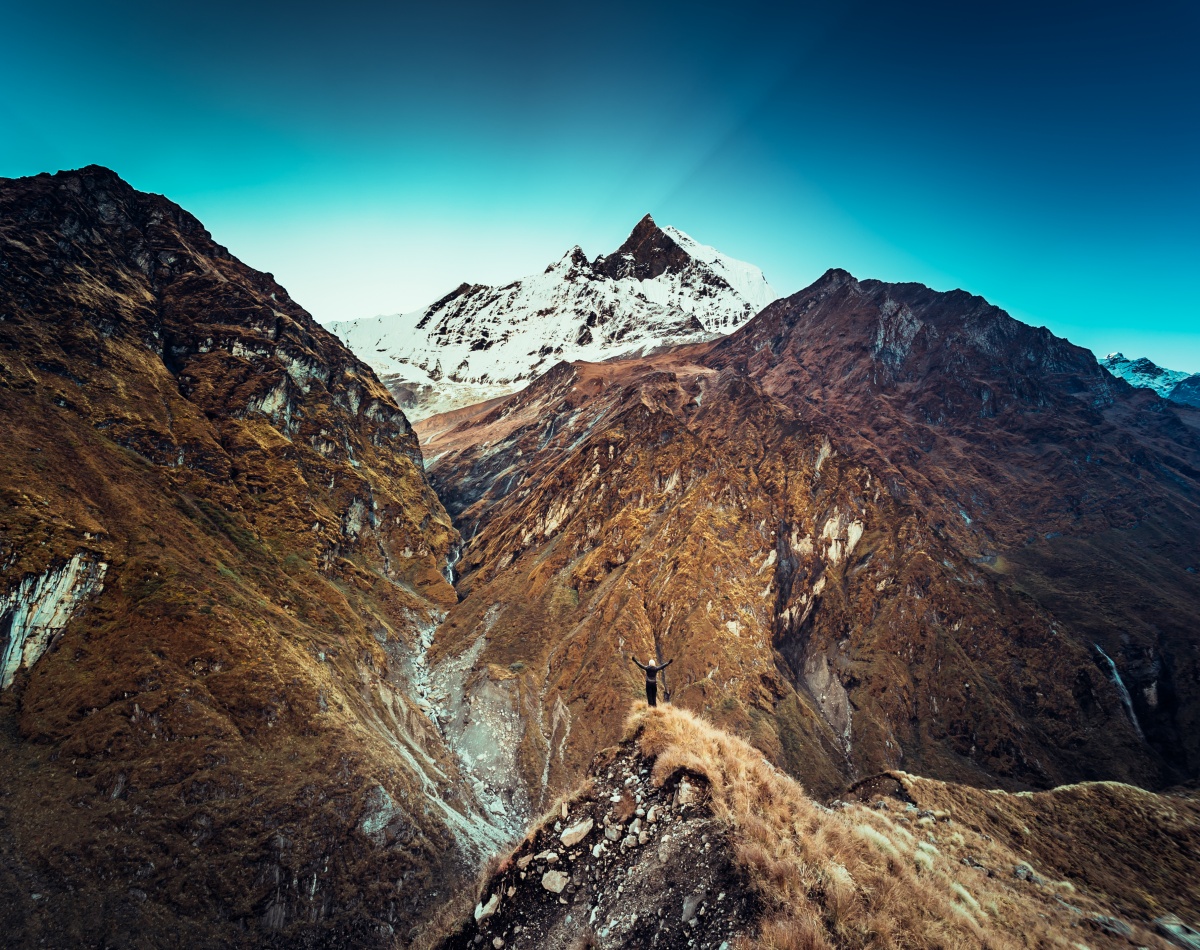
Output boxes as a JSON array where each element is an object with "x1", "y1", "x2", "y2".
[{"x1": 441, "y1": 744, "x2": 757, "y2": 950}]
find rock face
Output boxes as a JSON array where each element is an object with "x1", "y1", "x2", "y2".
[
  {"x1": 0, "y1": 553, "x2": 107, "y2": 688},
  {"x1": 328, "y1": 214, "x2": 777, "y2": 419},
  {"x1": 416, "y1": 269, "x2": 1200, "y2": 810},
  {"x1": 1102, "y1": 352, "x2": 1200, "y2": 408},
  {"x1": 0, "y1": 166, "x2": 506, "y2": 947}
]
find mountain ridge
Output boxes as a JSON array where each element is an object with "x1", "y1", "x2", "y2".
[
  {"x1": 1102, "y1": 352, "x2": 1200, "y2": 408},
  {"x1": 415, "y1": 267, "x2": 1200, "y2": 811}
]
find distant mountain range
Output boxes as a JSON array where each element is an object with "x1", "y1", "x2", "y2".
[
  {"x1": 328, "y1": 214, "x2": 776, "y2": 419},
  {"x1": 1101, "y1": 352, "x2": 1200, "y2": 408}
]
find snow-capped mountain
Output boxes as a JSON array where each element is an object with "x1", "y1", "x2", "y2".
[
  {"x1": 328, "y1": 214, "x2": 777, "y2": 419},
  {"x1": 1101, "y1": 352, "x2": 1200, "y2": 408}
]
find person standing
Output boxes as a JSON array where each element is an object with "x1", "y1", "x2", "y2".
[{"x1": 631, "y1": 655, "x2": 673, "y2": 707}]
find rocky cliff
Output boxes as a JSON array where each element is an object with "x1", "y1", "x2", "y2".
[
  {"x1": 416, "y1": 269, "x2": 1200, "y2": 811},
  {"x1": 0, "y1": 166, "x2": 506, "y2": 947}
]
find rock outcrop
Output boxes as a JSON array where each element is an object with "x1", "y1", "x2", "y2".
[
  {"x1": 0, "y1": 166, "x2": 504, "y2": 947},
  {"x1": 0, "y1": 553, "x2": 107, "y2": 688}
]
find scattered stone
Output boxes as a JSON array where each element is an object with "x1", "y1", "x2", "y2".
[
  {"x1": 592, "y1": 842, "x2": 606, "y2": 858},
  {"x1": 638, "y1": 831, "x2": 650, "y2": 845},
  {"x1": 561, "y1": 817, "x2": 594, "y2": 847},
  {"x1": 630, "y1": 818, "x2": 642, "y2": 836},
  {"x1": 646, "y1": 805, "x2": 660, "y2": 823},
  {"x1": 516, "y1": 855, "x2": 534, "y2": 870},
  {"x1": 605, "y1": 825, "x2": 622, "y2": 842},
  {"x1": 622, "y1": 834, "x2": 639, "y2": 849},
  {"x1": 506, "y1": 886, "x2": 516, "y2": 898},
  {"x1": 561, "y1": 801, "x2": 569, "y2": 820},
  {"x1": 542, "y1": 870, "x2": 570, "y2": 894},
  {"x1": 492, "y1": 939, "x2": 504, "y2": 949},
  {"x1": 534, "y1": 850, "x2": 559, "y2": 864},
  {"x1": 681, "y1": 892, "x2": 705, "y2": 921},
  {"x1": 676, "y1": 779, "x2": 697, "y2": 806},
  {"x1": 1013, "y1": 863, "x2": 1045, "y2": 885},
  {"x1": 474, "y1": 894, "x2": 499, "y2": 922}
]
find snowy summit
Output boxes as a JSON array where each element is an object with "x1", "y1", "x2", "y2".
[
  {"x1": 328, "y1": 215, "x2": 777, "y2": 419},
  {"x1": 1100, "y1": 352, "x2": 1200, "y2": 408}
]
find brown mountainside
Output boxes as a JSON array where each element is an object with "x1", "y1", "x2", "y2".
[
  {"x1": 0, "y1": 167, "x2": 498, "y2": 947},
  {"x1": 417, "y1": 269, "x2": 1200, "y2": 809}
]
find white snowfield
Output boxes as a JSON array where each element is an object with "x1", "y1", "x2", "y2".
[
  {"x1": 1101, "y1": 352, "x2": 1191, "y2": 398},
  {"x1": 328, "y1": 218, "x2": 777, "y2": 420}
]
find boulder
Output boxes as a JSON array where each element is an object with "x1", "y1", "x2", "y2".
[
  {"x1": 560, "y1": 817, "x2": 594, "y2": 847},
  {"x1": 474, "y1": 894, "x2": 499, "y2": 922}
]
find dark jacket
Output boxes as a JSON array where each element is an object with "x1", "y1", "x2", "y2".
[{"x1": 632, "y1": 657, "x2": 673, "y2": 683}]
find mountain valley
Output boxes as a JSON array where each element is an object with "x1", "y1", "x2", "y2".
[{"x1": 1, "y1": 166, "x2": 1198, "y2": 949}]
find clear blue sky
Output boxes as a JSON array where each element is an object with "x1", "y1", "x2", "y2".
[{"x1": 4, "y1": 0, "x2": 1198, "y2": 370}]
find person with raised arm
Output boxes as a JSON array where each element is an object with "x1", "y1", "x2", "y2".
[{"x1": 631, "y1": 655, "x2": 673, "y2": 707}]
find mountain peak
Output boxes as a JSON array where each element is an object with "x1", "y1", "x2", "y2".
[
  {"x1": 595, "y1": 214, "x2": 691, "y2": 282},
  {"x1": 1101, "y1": 351, "x2": 1200, "y2": 406},
  {"x1": 545, "y1": 244, "x2": 590, "y2": 274},
  {"x1": 814, "y1": 266, "x2": 857, "y2": 289},
  {"x1": 331, "y1": 217, "x2": 777, "y2": 419}
]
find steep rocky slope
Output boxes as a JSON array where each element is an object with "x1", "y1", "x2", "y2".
[
  {"x1": 432, "y1": 705, "x2": 1200, "y2": 950},
  {"x1": 1102, "y1": 352, "x2": 1200, "y2": 408},
  {"x1": 0, "y1": 166, "x2": 508, "y2": 947},
  {"x1": 416, "y1": 269, "x2": 1200, "y2": 812},
  {"x1": 329, "y1": 215, "x2": 776, "y2": 419}
]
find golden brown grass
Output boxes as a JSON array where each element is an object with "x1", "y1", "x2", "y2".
[{"x1": 627, "y1": 702, "x2": 1178, "y2": 950}]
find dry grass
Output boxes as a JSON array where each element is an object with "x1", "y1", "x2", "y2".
[{"x1": 627, "y1": 702, "x2": 1175, "y2": 950}]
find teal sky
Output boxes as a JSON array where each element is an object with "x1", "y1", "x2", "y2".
[{"x1": 3, "y1": 0, "x2": 1198, "y2": 371}]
